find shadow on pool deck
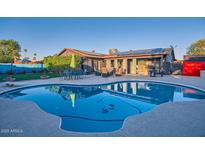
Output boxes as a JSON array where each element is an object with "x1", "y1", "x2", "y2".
[{"x1": 0, "y1": 97, "x2": 205, "y2": 137}]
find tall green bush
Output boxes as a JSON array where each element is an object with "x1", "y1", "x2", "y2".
[{"x1": 43, "y1": 55, "x2": 80, "y2": 72}]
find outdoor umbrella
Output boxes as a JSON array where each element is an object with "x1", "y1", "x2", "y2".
[{"x1": 70, "y1": 54, "x2": 77, "y2": 69}]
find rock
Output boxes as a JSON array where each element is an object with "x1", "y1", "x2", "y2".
[{"x1": 172, "y1": 69, "x2": 181, "y2": 75}]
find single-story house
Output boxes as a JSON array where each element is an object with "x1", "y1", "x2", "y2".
[{"x1": 58, "y1": 46, "x2": 175, "y2": 75}]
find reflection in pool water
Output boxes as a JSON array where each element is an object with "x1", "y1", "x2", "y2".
[{"x1": 1, "y1": 81, "x2": 205, "y2": 133}]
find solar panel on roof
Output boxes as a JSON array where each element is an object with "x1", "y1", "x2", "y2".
[{"x1": 118, "y1": 48, "x2": 165, "y2": 56}]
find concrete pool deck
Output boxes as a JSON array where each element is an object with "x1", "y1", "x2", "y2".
[{"x1": 0, "y1": 75, "x2": 205, "y2": 136}]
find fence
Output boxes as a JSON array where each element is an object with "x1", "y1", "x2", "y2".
[{"x1": 0, "y1": 63, "x2": 45, "y2": 74}]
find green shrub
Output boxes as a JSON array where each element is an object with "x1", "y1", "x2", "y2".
[{"x1": 43, "y1": 55, "x2": 80, "y2": 72}]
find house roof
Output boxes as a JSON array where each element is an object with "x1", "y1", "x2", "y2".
[
  {"x1": 58, "y1": 48, "x2": 105, "y2": 59},
  {"x1": 105, "y1": 47, "x2": 174, "y2": 59},
  {"x1": 74, "y1": 49, "x2": 104, "y2": 56},
  {"x1": 58, "y1": 47, "x2": 174, "y2": 59},
  {"x1": 21, "y1": 58, "x2": 31, "y2": 63},
  {"x1": 184, "y1": 55, "x2": 205, "y2": 61}
]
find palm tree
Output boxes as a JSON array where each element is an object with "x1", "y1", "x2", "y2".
[
  {"x1": 24, "y1": 49, "x2": 28, "y2": 58},
  {"x1": 33, "y1": 52, "x2": 37, "y2": 61}
]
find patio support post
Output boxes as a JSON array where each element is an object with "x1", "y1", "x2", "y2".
[
  {"x1": 114, "y1": 59, "x2": 118, "y2": 68},
  {"x1": 131, "y1": 58, "x2": 137, "y2": 74},
  {"x1": 98, "y1": 60, "x2": 101, "y2": 71},
  {"x1": 160, "y1": 55, "x2": 163, "y2": 70},
  {"x1": 106, "y1": 59, "x2": 111, "y2": 70},
  {"x1": 122, "y1": 59, "x2": 128, "y2": 74}
]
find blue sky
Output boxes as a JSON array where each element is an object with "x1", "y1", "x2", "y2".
[{"x1": 0, "y1": 17, "x2": 205, "y2": 60}]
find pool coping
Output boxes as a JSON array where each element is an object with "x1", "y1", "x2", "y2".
[{"x1": 1, "y1": 79, "x2": 205, "y2": 94}]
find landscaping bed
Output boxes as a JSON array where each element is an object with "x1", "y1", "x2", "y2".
[{"x1": 0, "y1": 72, "x2": 60, "y2": 82}]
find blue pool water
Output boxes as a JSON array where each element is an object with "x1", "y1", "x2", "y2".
[{"x1": 1, "y1": 81, "x2": 205, "y2": 133}]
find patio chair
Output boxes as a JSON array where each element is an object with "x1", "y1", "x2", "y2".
[
  {"x1": 63, "y1": 70, "x2": 68, "y2": 80},
  {"x1": 72, "y1": 70, "x2": 76, "y2": 79},
  {"x1": 71, "y1": 70, "x2": 81, "y2": 80},
  {"x1": 95, "y1": 70, "x2": 101, "y2": 76},
  {"x1": 159, "y1": 69, "x2": 164, "y2": 77},
  {"x1": 77, "y1": 69, "x2": 85, "y2": 79},
  {"x1": 75, "y1": 70, "x2": 81, "y2": 79},
  {"x1": 63, "y1": 70, "x2": 72, "y2": 80},
  {"x1": 108, "y1": 68, "x2": 115, "y2": 76},
  {"x1": 80, "y1": 70, "x2": 85, "y2": 78},
  {"x1": 68, "y1": 70, "x2": 73, "y2": 79},
  {"x1": 78, "y1": 70, "x2": 84, "y2": 79},
  {"x1": 59, "y1": 71, "x2": 65, "y2": 80},
  {"x1": 101, "y1": 67, "x2": 109, "y2": 77},
  {"x1": 115, "y1": 67, "x2": 123, "y2": 76},
  {"x1": 149, "y1": 69, "x2": 157, "y2": 77}
]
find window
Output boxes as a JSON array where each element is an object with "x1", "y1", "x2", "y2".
[{"x1": 111, "y1": 60, "x2": 114, "y2": 67}]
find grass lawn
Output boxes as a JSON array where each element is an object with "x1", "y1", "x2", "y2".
[{"x1": 0, "y1": 72, "x2": 60, "y2": 82}]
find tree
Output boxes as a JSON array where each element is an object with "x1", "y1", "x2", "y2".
[
  {"x1": 0, "y1": 39, "x2": 21, "y2": 73},
  {"x1": 0, "y1": 40, "x2": 21, "y2": 63},
  {"x1": 109, "y1": 48, "x2": 119, "y2": 55},
  {"x1": 187, "y1": 39, "x2": 205, "y2": 55}
]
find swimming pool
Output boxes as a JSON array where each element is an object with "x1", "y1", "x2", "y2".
[{"x1": 1, "y1": 81, "x2": 205, "y2": 133}]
